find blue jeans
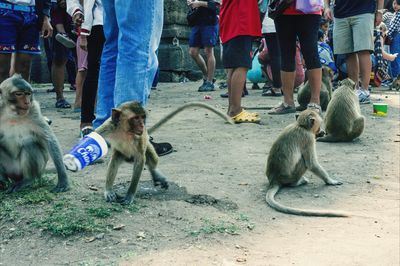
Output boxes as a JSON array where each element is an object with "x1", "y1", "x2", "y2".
[{"x1": 93, "y1": 0, "x2": 163, "y2": 128}]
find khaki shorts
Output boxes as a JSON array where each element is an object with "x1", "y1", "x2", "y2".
[{"x1": 333, "y1": 13, "x2": 374, "y2": 55}]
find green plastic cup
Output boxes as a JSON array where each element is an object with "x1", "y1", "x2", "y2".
[{"x1": 373, "y1": 103, "x2": 388, "y2": 117}]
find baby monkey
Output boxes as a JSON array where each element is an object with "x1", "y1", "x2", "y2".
[
  {"x1": 265, "y1": 109, "x2": 348, "y2": 217},
  {"x1": 96, "y1": 101, "x2": 233, "y2": 205}
]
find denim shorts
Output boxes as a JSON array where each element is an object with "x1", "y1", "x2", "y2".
[
  {"x1": 0, "y1": 4, "x2": 40, "y2": 54},
  {"x1": 189, "y1": 24, "x2": 219, "y2": 48}
]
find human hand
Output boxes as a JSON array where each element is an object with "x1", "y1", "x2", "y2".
[
  {"x1": 41, "y1": 16, "x2": 53, "y2": 38},
  {"x1": 73, "y1": 13, "x2": 84, "y2": 27},
  {"x1": 324, "y1": 7, "x2": 333, "y2": 21},
  {"x1": 389, "y1": 53, "x2": 398, "y2": 61},
  {"x1": 79, "y1": 35, "x2": 88, "y2": 51}
]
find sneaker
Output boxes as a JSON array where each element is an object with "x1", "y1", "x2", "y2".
[
  {"x1": 356, "y1": 89, "x2": 371, "y2": 104},
  {"x1": 149, "y1": 137, "x2": 173, "y2": 156},
  {"x1": 198, "y1": 81, "x2": 215, "y2": 92},
  {"x1": 55, "y1": 33, "x2": 76, "y2": 48}
]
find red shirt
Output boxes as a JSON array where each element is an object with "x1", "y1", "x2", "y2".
[{"x1": 219, "y1": 0, "x2": 262, "y2": 43}]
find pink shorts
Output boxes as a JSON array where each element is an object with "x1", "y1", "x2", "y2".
[{"x1": 76, "y1": 36, "x2": 88, "y2": 71}]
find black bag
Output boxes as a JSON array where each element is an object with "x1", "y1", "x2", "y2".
[
  {"x1": 268, "y1": 0, "x2": 294, "y2": 20},
  {"x1": 187, "y1": 8, "x2": 201, "y2": 27}
]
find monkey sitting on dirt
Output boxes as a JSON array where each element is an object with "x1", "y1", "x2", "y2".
[
  {"x1": 317, "y1": 78, "x2": 365, "y2": 142},
  {"x1": 296, "y1": 66, "x2": 333, "y2": 111},
  {"x1": 95, "y1": 101, "x2": 233, "y2": 205},
  {"x1": 265, "y1": 109, "x2": 348, "y2": 217},
  {"x1": 0, "y1": 75, "x2": 69, "y2": 193}
]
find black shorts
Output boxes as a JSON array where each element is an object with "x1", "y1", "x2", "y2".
[{"x1": 222, "y1": 35, "x2": 254, "y2": 69}]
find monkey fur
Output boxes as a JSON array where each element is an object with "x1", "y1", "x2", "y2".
[
  {"x1": 96, "y1": 101, "x2": 233, "y2": 205},
  {"x1": 0, "y1": 74, "x2": 69, "y2": 193},
  {"x1": 265, "y1": 109, "x2": 348, "y2": 217},
  {"x1": 297, "y1": 66, "x2": 333, "y2": 111},
  {"x1": 317, "y1": 78, "x2": 365, "y2": 142}
]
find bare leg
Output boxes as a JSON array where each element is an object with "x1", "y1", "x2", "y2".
[
  {"x1": 307, "y1": 68, "x2": 322, "y2": 105},
  {"x1": 358, "y1": 50, "x2": 372, "y2": 90},
  {"x1": 228, "y1": 67, "x2": 247, "y2": 117},
  {"x1": 189, "y1": 47, "x2": 207, "y2": 79},
  {"x1": 13, "y1": 53, "x2": 33, "y2": 81},
  {"x1": 51, "y1": 58, "x2": 67, "y2": 101},
  {"x1": 204, "y1": 46, "x2": 215, "y2": 82},
  {"x1": 346, "y1": 53, "x2": 359, "y2": 87},
  {"x1": 281, "y1": 70, "x2": 296, "y2": 106},
  {"x1": 74, "y1": 69, "x2": 87, "y2": 109}
]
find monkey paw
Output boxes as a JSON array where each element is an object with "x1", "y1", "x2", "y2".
[
  {"x1": 52, "y1": 182, "x2": 70, "y2": 193},
  {"x1": 119, "y1": 195, "x2": 134, "y2": 205},
  {"x1": 104, "y1": 191, "x2": 118, "y2": 202},
  {"x1": 154, "y1": 180, "x2": 169, "y2": 189}
]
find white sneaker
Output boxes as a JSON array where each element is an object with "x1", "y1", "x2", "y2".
[
  {"x1": 356, "y1": 89, "x2": 371, "y2": 104},
  {"x1": 55, "y1": 33, "x2": 76, "y2": 48}
]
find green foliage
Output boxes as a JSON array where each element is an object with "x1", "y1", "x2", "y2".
[{"x1": 190, "y1": 219, "x2": 240, "y2": 237}]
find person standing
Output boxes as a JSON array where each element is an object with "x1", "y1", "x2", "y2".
[
  {"x1": 325, "y1": 0, "x2": 384, "y2": 104},
  {"x1": 187, "y1": 0, "x2": 219, "y2": 92},
  {"x1": 269, "y1": 1, "x2": 323, "y2": 114},
  {"x1": 219, "y1": 0, "x2": 261, "y2": 123},
  {"x1": 67, "y1": 0, "x2": 173, "y2": 156},
  {"x1": 0, "y1": 0, "x2": 53, "y2": 82}
]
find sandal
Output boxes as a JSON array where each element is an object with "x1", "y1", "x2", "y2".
[
  {"x1": 306, "y1": 102, "x2": 322, "y2": 114},
  {"x1": 268, "y1": 102, "x2": 296, "y2": 115},
  {"x1": 232, "y1": 110, "x2": 261, "y2": 124},
  {"x1": 55, "y1": 99, "x2": 71, "y2": 109}
]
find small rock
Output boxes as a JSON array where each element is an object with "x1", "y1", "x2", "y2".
[
  {"x1": 313, "y1": 194, "x2": 319, "y2": 198},
  {"x1": 96, "y1": 233, "x2": 105, "y2": 239},
  {"x1": 236, "y1": 257, "x2": 247, "y2": 263},
  {"x1": 137, "y1": 231, "x2": 146, "y2": 239}
]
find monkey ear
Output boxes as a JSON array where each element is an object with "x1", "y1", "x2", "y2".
[{"x1": 111, "y1": 108, "x2": 122, "y2": 124}]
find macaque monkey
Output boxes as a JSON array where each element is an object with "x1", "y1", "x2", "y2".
[
  {"x1": 265, "y1": 110, "x2": 348, "y2": 217},
  {"x1": 0, "y1": 74, "x2": 69, "y2": 192},
  {"x1": 297, "y1": 66, "x2": 333, "y2": 111},
  {"x1": 317, "y1": 78, "x2": 365, "y2": 142},
  {"x1": 96, "y1": 101, "x2": 233, "y2": 205}
]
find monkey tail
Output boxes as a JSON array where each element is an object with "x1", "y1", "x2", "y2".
[
  {"x1": 265, "y1": 184, "x2": 349, "y2": 217},
  {"x1": 148, "y1": 102, "x2": 234, "y2": 134}
]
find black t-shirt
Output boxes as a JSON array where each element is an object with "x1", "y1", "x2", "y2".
[
  {"x1": 334, "y1": 0, "x2": 376, "y2": 18},
  {"x1": 192, "y1": 0, "x2": 219, "y2": 26}
]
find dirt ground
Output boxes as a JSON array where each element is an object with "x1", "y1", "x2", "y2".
[{"x1": 0, "y1": 81, "x2": 399, "y2": 266}]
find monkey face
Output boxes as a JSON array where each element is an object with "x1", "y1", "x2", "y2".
[
  {"x1": 13, "y1": 90, "x2": 32, "y2": 115},
  {"x1": 127, "y1": 114, "x2": 145, "y2": 136}
]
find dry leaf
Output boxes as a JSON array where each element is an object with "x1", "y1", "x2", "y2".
[{"x1": 113, "y1": 224, "x2": 125, "y2": 230}]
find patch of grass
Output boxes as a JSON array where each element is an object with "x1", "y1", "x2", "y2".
[
  {"x1": 236, "y1": 213, "x2": 249, "y2": 222},
  {"x1": 33, "y1": 204, "x2": 102, "y2": 237},
  {"x1": 0, "y1": 201, "x2": 18, "y2": 221},
  {"x1": 190, "y1": 219, "x2": 240, "y2": 237}
]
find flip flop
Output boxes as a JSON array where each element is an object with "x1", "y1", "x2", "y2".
[
  {"x1": 232, "y1": 110, "x2": 260, "y2": 124},
  {"x1": 268, "y1": 102, "x2": 296, "y2": 115}
]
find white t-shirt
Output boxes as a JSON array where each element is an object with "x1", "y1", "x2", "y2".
[{"x1": 5, "y1": 0, "x2": 35, "y2": 6}]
